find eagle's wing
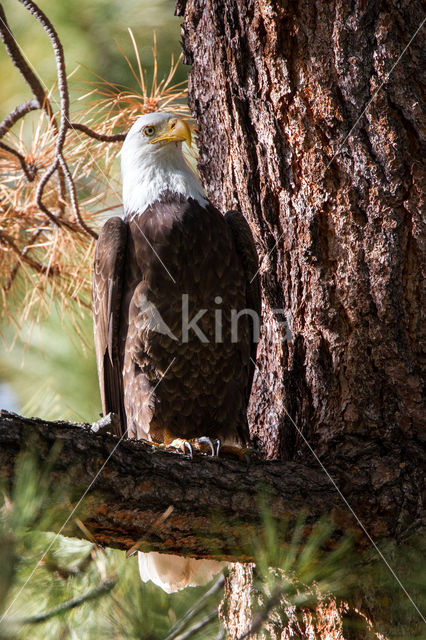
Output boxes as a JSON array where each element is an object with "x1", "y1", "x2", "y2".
[
  {"x1": 92, "y1": 216, "x2": 128, "y2": 436},
  {"x1": 224, "y1": 210, "x2": 261, "y2": 402}
]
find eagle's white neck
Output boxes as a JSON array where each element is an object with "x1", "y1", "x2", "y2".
[{"x1": 121, "y1": 141, "x2": 208, "y2": 218}]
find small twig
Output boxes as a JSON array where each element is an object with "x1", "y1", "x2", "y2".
[
  {"x1": 0, "y1": 4, "x2": 49, "y2": 119},
  {"x1": 0, "y1": 141, "x2": 37, "y2": 181},
  {"x1": 17, "y1": 576, "x2": 116, "y2": 625},
  {"x1": 4, "y1": 227, "x2": 44, "y2": 291},
  {"x1": 0, "y1": 98, "x2": 39, "y2": 139},
  {"x1": 164, "y1": 575, "x2": 225, "y2": 640},
  {"x1": 0, "y1": 230, "x2": 59, "y2": 276},
  {"x1": 34, "y1": 157, "x2": 64, "y2": 226},
  {"x1": 74, "y1": 518, "x2": 99, "y2": 548},
  {"x1": 126, "y1": 504, "x2": 174, "y2": 557},
  {"x1": 171, "y1": 610, "x2": 218, "y2": 640},
  {"x1": 18, "y1": 0, "x2": 97, "y2": 238},
  {"x1": 69, "y1": 122, "x2": 125, "y2": 142},
  {"x1": 58, "y1": 155, "x2": 98, "y2": 239},
  {"x1": 91, "y1": 412, "x2": 122, "y2": 435},
  {"x1": 43, "y1": 550, "x2": 94, "y2": 580}
]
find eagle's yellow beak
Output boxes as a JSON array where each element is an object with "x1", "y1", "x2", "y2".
[{"x1": 150, "y1": 118, "x2": 192, "y2": 147}]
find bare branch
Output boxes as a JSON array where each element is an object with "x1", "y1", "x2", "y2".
[
  {"x1": 57, "y1": 155, "x2": 98, "y2": 239},
  {"x1": 34, "y1": 158, "x2": 65, "y2": 227},
  {"x1": 69, "y1": 122, "x2": 125, "y2": 143},
  {"x1": 0, "y1": 99, "x2": 39, "y2": 139},
  {"x1": 0, "y1": 140, "x2": 37, "y2": 181},
  {"x1": 0, "y1": 2, "x2": 67, "y2": 209},
  {"x1": 0, "y1": 231, "x2": 59, "y2": 276},
  {"x1": 18, "y1": 0, "x2": 97, "y2": 239},
  {"x1": 0, "y1": 4, "x2": 49, "y2": 116},
  {"x1": 17, "y1": 0, "x2": 67, "y2": 124},
  {"x1": 171, "y1": 610, "x2": 218, "y2": 640},
  {"x1": 165, "y1": 575, "x2": 225, "y2": 640}
]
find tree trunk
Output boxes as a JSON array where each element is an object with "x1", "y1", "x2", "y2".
[{"x1": 176, "y1": 0, "x2": 425, "y2": 637}]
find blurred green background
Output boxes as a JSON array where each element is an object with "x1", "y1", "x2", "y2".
[
  {"x1": 0, "y1": 0, "x2": 186, "y2": 119},
  {"x1": 0, "y1": 0, "x2": 187, "y2": 423}
]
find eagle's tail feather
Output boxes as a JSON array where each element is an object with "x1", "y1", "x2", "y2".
[{"x1": 138, "y1": 551, "x2": 226, "y2": 593}]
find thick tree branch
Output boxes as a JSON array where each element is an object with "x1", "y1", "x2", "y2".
[{"x1": 0, "y1": 411, "x2": 422, "y2": 561}]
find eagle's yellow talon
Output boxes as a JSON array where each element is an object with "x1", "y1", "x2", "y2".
[
  {"x1": 197, "y1": 436, "x2": 218, "y2": 456},
  {"x1": 166, "y1": 437, "x2": 223, "y2": 457},
  {"x1": 167, "y1": 438, "x2": 193, "y2": 457}
]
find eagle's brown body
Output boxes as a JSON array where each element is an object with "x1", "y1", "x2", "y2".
[{"x1": 93, "y1": 193, "x2": 261, "y2": 446}]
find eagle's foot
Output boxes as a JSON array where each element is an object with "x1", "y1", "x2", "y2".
[
  {"x1": 91, "y1": 412, "x2": 121, "y2": 435},
  {"x1": 167, "y1": 437, "x2": 220, "y2": 458},
  {"x1": 167, "y1": 438, "x2": 194, "y2": 457},
  {"x1": 165, "y1": 438, "x2": 258, "y2": 462},
  {"x1": 197, "y1": 436, "x2": 220, "y2": 456}
]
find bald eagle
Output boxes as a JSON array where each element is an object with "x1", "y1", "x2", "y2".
[{"x1": 92, "y1": 112, "x2": 261, "y2": 592}]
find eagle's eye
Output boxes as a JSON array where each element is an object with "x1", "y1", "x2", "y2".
[{"x1": 142, "y1": 125, "x2": 156, "y2": 137}]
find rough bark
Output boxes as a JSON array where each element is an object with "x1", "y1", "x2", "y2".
[{"x1": 176, "y1": 0, "x2": 425, "y2": 637}]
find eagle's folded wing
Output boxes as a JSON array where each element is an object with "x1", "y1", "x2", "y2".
[{"x1": 92, "y1": 216, "x2": 128, "y2": 436}]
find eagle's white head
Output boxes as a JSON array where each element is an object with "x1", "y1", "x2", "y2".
[{"x1": 121, "y1": 111, "x2": 208, "y2": 217}]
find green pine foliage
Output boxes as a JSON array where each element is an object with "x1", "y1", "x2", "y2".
[
  {"x1": 0, "y1": 450, "x2": 223, "y2": 639},
  {"x1": 1, "y1": 449, "x2": 424, "y2": 638}
]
